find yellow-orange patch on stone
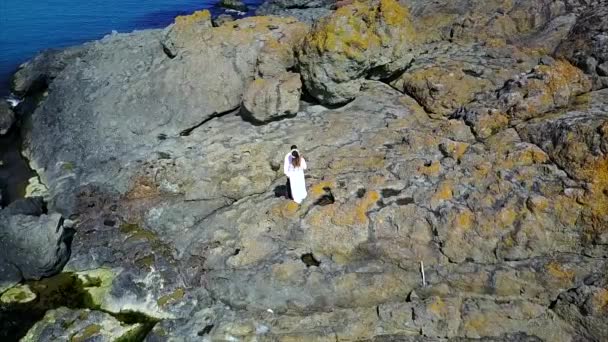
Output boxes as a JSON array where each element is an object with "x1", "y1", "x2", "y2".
[
  {"x1": 432, "y1": 181, "x2": 454, "y2": 202},
  {"x1": 546, "y1": 261, "x2": 575, "y2": 284},
  {"x1": 418, "y1": 160, "x2": 441, "y2": 177}
]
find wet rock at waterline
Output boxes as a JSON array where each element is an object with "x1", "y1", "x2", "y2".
[
  {"x1": 0, "y1": 102, "x2": 15, "y2": 135},
  {"x1": 219, "y1": 0, "x2": 248, "y2": 12}
]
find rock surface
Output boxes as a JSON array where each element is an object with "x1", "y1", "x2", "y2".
[
  {"x1": 298, "y1": 0, "x2": 417, "y2": 104},
  {"x1": 219, "y1": 0, "x2": 248, "y2": 12},
  {"x1": 256, "y1": 0, "x2": 335, "y2": 24},
  {"x1": 241, "y1": 72, "x2": 302, "y2": 123},
  {"x1": 0, "y1": 101, "x2": 15, "y2": 135},
  {"x1": 21, "y1": 307, "x2": 147, "y2": 342},
  {"x1": 555, "y1": 5, "x2": 608, "y2": 89},
  {"x1": 6, "y1": 0, "x2": 608, "y2": 340},
  {"x1": 0, "y1": 198, "x2": 72, "y2": 282}
]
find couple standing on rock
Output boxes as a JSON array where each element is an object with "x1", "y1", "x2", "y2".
[{"x1": 283, "y1": 145, "x2": 308, "y2": 204}]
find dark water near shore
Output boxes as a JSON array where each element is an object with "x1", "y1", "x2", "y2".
[
  {"x1": 0, "y1": 127, "x2": 31, "y2": 205},
  {"x1": 0, "y1": 0, "x2": 263, "y2": 96}
]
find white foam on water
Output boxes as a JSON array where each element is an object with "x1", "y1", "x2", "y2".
[
  {"x1": 225, "y1": 9, "x2": 246, "y2": 16},
  {"x1": 5, "y1": 95, "x2": 22, "y2": 108}
]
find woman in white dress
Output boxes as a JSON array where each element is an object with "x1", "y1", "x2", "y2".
[{"x1": 284, "y1": 149, "x2": 308, "y2": 204}]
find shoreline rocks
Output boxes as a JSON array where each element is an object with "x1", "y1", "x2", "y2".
[{"x1": 0, "y1": 102, "x2": 15, "y2": 135}]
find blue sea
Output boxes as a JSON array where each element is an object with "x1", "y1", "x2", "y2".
[{"x1": 0, "y1": 0, "x2": 262, "y2": 96}]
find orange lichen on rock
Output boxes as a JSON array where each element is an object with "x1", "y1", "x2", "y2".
[
  {"x1": 173, "y1": 10, "x2": 212, "y2": 29},
  {"x1": 270, "y1": 201, "x2": 300, "y2": 219},
  {"x1": 310, "y1": 180, "x2": 337, "y2": 198},
  {"x1": 304, "y1": 0, "x2": 415, "y2": 60},
  {"x1": 546, "y1": 261, "x2": 575, "y2": 285},
  {"x1": 432, "y1": 180, "x2": 454, "y2": 202},
  {"x1": 125, "y1": 176, "x2": 160, "y2": 200},
  {"x1": 418, "y1": 160, "x2": 441, "y2": 177},
  {"x1": 591, "y1": 288, "x2": 608, "y2": 313},
  {"x1": 427, "y1": 297, "x2": 446, "y2": 316},
  {"x1": 452, "y1": 209, "x2": 475, "y2": 231}
]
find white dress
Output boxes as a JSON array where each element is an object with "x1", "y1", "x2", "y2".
[{"x1": 284, "y1": 152, "x2": 308, "y2": 204}]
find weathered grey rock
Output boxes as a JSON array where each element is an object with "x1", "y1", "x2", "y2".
[
  {"x1": 553, "y1": 282, "x2": 608, "y2": 341},
  {"x1": 19, "y1": 15, "x2": 308, "y2": 216},
  {"x1": 21, "y1": 307, "x2": 147, "y2": 342},
  {"x1": 10, "y1": 2, "x2": 608, "y2": 340},
  {"x1": 0, "y1": 262, "x2": 21, "y2": 294},
  {"x1": 241, "y1": 72, "x2": 302, "y2": 123},
  {"x1": 161, "y1": 10, "x2": 212, "y2": 58},
  {"x1": 403, "y1": 0, "x2": 593, "y2": 44},
  {"x1": 11, "y1": 45, "x2": 86, "y2": 96},
  {"x1": 0, "y1": 201, "x2": 71, "y2": 280},
  {"x1": 219, "y1": 0, "x2": 248, "y2": 12},
  {"x1": 390, "y1": 42, "x2": 539, "y2": 117},
  {"x1": 213, "y1": 13, "x2": 235, "y2": 27},
  {"x1": 256, "y1": 0, "x2": 335, "y2": 24},
  {"x1": 555, "y1": 4, "x2": 608, "y2": 89},
  {"x1": 297, "y1": 0, "x2": 417, "y2": 105},
  {"x1": 0, "y1": 101, "x2": 15, "y2": 135}
]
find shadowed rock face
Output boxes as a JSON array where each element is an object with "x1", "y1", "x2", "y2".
[
  {"x1": 555, "y1": 5, "x2": 608, "y2": 89},
  {"x1": 4, "y1": 0, "x2": 608, "y2": 340}
]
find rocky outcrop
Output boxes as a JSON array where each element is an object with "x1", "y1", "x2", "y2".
[
  {"x1": 0, "y1": 101, "x2": 15, "y2": 135},
  {"x1": 17, "y1": 14, "x2": 308, "y2": 215},
  {"x1": 22, "y1": 307, "x2": 147, "y2": 342},
  {"x1": 298, "y1": 0, "x2": 417, "y2": 105},
  {"x1": 0, "y1": 198, "x2": 72, "y2": 282},
  {"x1": 8, "y1": 0, "x2": 608, "y2": 340},
  {"x1": 161, "y1": 10, "x2": 213, "y2": 57},
  {"x1": 10, "y1": 45, "x2": 86, "y2": 96},
  {"x1": 256, "y1": 0, "x2": 335, "y2": 24},
  {"x1": 555, "y1": 6, "x2": 608, "y2": 89},
  {"x1": 403, "y1": 0, "x2": 593, "y2": 46}
]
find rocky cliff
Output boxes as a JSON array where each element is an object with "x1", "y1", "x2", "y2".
[{"x1": 1, "y1": 0, "x2": 607, "y2": 340}]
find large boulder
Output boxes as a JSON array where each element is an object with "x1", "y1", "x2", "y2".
[
  {"x1": 241, "y1": 72, "x2": 302, "y2": 123},
  {"x1": 0, "y1": 198, "x2": 72, "y2": 281},
  {"x1": 161, "y1": 10, "x2": 213, "y2": 57},
  {"x1": 555, "y1": 5, "x2": 608, "y2": 89},
  {"x1": 297, "y1": 0, "x2": 417, "y2": 105}
]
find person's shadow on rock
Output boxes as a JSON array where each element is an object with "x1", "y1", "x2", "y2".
[{"x1": 273, "y1": 180, "x2": 292, "y2": 200}]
